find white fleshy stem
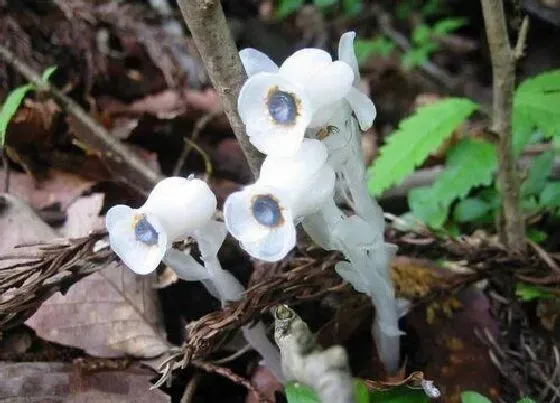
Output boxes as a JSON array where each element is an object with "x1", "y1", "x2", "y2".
[
  {"x1": 302, "y1": 197, "x2": 400, "y2": 374},
  {"x1": 163, "y1": 221, "x2": 284, "y2": 381}
]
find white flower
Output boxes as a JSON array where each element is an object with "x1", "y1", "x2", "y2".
[
  {"x1": 224, "y1": 183, "x2": 296, "y2": 262},
  {"x1": 238, "y1": 47, "x2": 355, "y2": 156},
  {"x1": 224, "y1": 139, "x2": 335, "y2": 261},
  {"x1": 105, "y1": 177, "x2": 217, "y2": 275}
]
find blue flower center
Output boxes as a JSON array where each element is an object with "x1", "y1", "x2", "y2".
[
  {"x1": 252, "y1": 194, "x2": 283, "y2": 228},
  {"x1": 267, "y1": 89, "x2": 297, "y2": 125},
  {"x1": 134, "y1": 217, "x2": 159, "y2": 246}
]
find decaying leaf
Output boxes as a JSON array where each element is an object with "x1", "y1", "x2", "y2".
[
  {"x1": 26, "y1": 261, "x2": 170, "y2": 358},
  {"x1": 59, "y1": 193, "x2": 105, "y2": 238},
  {"x1": 0, "y1": 362, "x2": 170, "y2": 402}
]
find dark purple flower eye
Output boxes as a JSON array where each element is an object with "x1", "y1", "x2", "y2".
[
  {"x1": 252, "y1": 194, "x2": 283, "y2": 227},
  {"x1": 267, "y1": 89, "x2": 297, "y2": 125},
  {"x1": 134, "y1": 217, "x2": 159, "y2": 246}
]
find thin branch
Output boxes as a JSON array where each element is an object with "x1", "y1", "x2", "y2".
[
  {"x1": 0, "y1": 44, "x2": 161, "y2": 193},
  {"x1": 175, "y1": 0, "x2": 264, "y2": 178},
  {"x1": 514, "y1": 17, "x2": 530, "y2": 60},
  {"x1": 480, "y1": 0, "x2": 527, "y2": 254}
]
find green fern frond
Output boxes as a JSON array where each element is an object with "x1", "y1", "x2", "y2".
[{"x1": 367, "y1": 98, "x2": 478, "y2": 196}]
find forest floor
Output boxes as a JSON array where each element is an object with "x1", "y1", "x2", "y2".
[{"x1": 0, "y1": 1, "x2": 559, "y2": 402}]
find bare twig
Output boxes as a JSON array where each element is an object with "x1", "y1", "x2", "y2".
[
  {"x1": 1, "y1": 150, "x2": 9, "y2": 193},
  {"x1": 175, "y1": 0, "x2": 264, "y2": 178},
  {"x1": 480, "y1": 0, "x2": 527, "y2": 254},
  {"x1": 514, "y1": 17, "x2": 530, "y2": 60},
  {"x1": 180, "y1": 371, "x2": 201, "y2": 403},
  {"x1": 0, "y1": 44, "x2": 161, "y2": 193}
]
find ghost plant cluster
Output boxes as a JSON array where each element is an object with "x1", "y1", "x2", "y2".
[{"x1": 105, "y1": 31, "x2": 400, "y2": 377}]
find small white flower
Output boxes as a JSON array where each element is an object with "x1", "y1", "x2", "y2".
[
  {"x1": 105, "y1": 177, "x2": 217, "y2": 275},
  {"x1": 224, "y1": 139, "x2": 335, "y2": 261},
  {"x1": 224, "y1": 184, "x2": 296, "y2": 262},
  {"x1": 238, "y1": 48, "x2": 355, "y2": 156}
]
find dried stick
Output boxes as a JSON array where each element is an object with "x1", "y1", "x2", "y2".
[
  {"x1": 175, "y1": 0, "x2": 264, "y2": 179},
  {"x1": 0, "y1": 44, "x2": 161, "y2": 193},
  {"x1": 480, "y1": 1, "x2": 528, "y2": 254}
]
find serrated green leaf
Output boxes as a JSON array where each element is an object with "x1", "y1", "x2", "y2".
[
  {"x1": 0, "y1": 83, "x2": 34, "y2": 147},
  {"x1": 342, "y1": 0, "x2": 363, "y2": 15},
  {"x1": 460, "y1": 391, "x2": 491, "y2": 403},
  {"x1": 513, "y1": 69, "x2": 560, "y2": 145},
  {"x1": 368, "y1": 98, "x2": 478, "y2": 195},
  {"x1": 276, "y1": 0, "x2": 303, "y2": 19},
  {"x1": 408, "y1": 186, "x2": 448, "y2": 229},
  {"x1": 540, "y1": 182, "x2": 560, "y2": 209},
  {"x1": 516, "y1": 282, "x2": 554, "y2": 301},
  {"x1": 432, "y1": 17, "x2": 467, "y2": 36},
  {"x1": 41, "y1": 66, "x2": 58, "y2": 82},
  {"x1": 431, "y1": 138, "x2": 498, "y2": 206},
  {"x1": 522, "y1": 151, "x2": 555, "y2": 196},
  {"x1": 453, "y1": 198, "x2": 491, "y2": 222}
]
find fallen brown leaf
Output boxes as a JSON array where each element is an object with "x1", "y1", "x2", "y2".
[
  {"x1": 59, "y1": 193, "x2": 105, "y2": 239},
  {"x1": 0, "y1": 170, "x2": 94, "y2": 211},
  {"x1": 0, "y1": 362, "x2": 170, "y2": 402},
  {"x1": 26, "y1": 260, "x2": 170, "y2": 358}
]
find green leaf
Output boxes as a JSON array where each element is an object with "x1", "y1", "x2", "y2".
[
  {"x1": 513, "y1": 69, "x2": 560, "y2": 145},
  {"x1": 522, "y1": 151, "x2": 555, "y2": 196},
  {"x1": 276, "y1": 0, "x2": 303, "y2": 19},
  {"x1": 527, "y1": 228, "x2": 548, "y2": 243},
  {"x1": 453, "y1": 198, "x2": 491, "y2": 223},
  {"x1": 432, "y1": 18, "x2": 467, "y2": 36},
  {"x1": 517, "y1": 398, "x2": 537, "y2": 403},
  {"x1": 355, "y1": 38, "x2": 395, "y2": 64},
  {"x1": 343, "y1": 0, "x2": 363, "y2": 15},
  {"x1": 412, "y1": 24, "x2": 432, "y2": 45},
  {"x1": 460, "y1": 391, "x2": 491, "y2": 403},
  {"x1": 368, "y1": 98, "x2": 478, "y2": 195},
  {"x1": 540, "y1": 182, "x2": 560, "y2": 209},
  {"x1": 313, "y1": 0, "x2": 337, "y2": 8},
  {"x1": 408, "y1": 186, "x2": 448, "y2": 229},
  {"x1": 431, "y1": 138, "x2": 498, "y2": 206},
  {"x1": 401, "y1": 47, "x2": 430, "y2": 70},
  {"x1": 0, "y1": 83, "x2": 34, "y2": 147},
  {"x1": 516, "y1": 282, "x2": 554, "y2": 301},
  {"x1": 41, "y1": 66, "x2": 58, "y2": 82}
]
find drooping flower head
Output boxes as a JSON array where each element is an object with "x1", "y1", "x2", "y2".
[
  {"x1": 224, "y1": 139, "x2": 335, "y2": 262},
  {"x1": 238, "y1": 32, "x2": 377, "y2": 157},
  {"x1": 106, "y1": 177, "x2": 217, "y2": 274}
]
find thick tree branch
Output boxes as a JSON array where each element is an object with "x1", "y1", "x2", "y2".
[
  {"x1": 175, "y1": 0, "x2": 264, "y2": 178},
  {"x1": 0, "y1": 44, "x2": 161, "y2": 193},
  {"x1": 480, "y1": 0, "x2": 527, "y2": 254}
]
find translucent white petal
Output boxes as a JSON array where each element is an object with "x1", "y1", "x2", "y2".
[
  {"x1": 248, "y1": 124, "x2": 305, "y2": 157},
  {"x1": 206, "y1": 265, "x2": 245, "y2": 302},
  {"x1": 223, "y1": 186, "x2": 270, "y2": 243},
  {"x1": 292, "y1": 164, "x2": 335, "y2": 218},
  {"x1": 345, "y1": 87, "x2": 377, "y2": 130},
  {"x1": 239, "y1": 48, "x2": 278, "y2": 77},
  {"x1": 338, "y1": 31, "x2": 360, "y2": 87},
  {"x1": 309, "y1": 103, "x2": 338, "y2": 128},
  {"x1": 238, "y1": 72, "x2": 312, "y2": 156},
  {"x1": 193, "y1": 220, "x2": 228, "y2": 259},
  {"x1": 105, "y1": 204, "x2": 133, "y2": 231},
  {"x1": 108, "y1": 212, "x2": 167, "y2": 275},
  {"x1": 142, "y1": 177, "x2": 216, "y2": 241},
  {"x1": 279, "y1": 48, "x2": 332, "y2": 87},
  {"x1": 163, "y1": 248, "x2": 210, "y2": 281},
  {"x1": 335, "y1": 261, "x2": 369, "y2": 294},
  {"x1": 305, "y1": 61, "x2": 354, "y2": 110},
  {"x1": 241, "y1": 220, "x2": 296, "y2": 262},
  {"x1": 258, "y1": 138, "x2": 328, "y2": 195}
]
